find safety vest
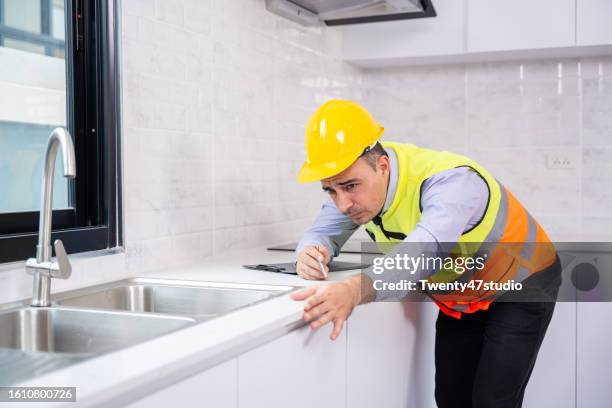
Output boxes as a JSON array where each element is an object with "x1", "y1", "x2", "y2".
[{"x1": 365, "y1": 142, "x2": 557, "y2": 319}]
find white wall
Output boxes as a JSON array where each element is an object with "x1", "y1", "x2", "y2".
[
  {"x1": 362, "y1": 57, "x2": 612, "y2": 242},
  {"x1": 120, "y1": 0, "x2": 364, "y2": 272}
]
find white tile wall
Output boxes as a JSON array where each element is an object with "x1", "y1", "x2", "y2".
[
  {"x1": 121, "y1": 0, "x2": 363, "y2": 272},
  {"x1": 362, "y1": 56, "x2": 612, "y2": 242}
]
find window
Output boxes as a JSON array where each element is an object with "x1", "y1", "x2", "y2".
[{"x1": 0, "y1": 0, "x2": 122, "y2": 263}]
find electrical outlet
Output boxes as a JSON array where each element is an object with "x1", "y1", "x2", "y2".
[{"x1": 546, "y1": 151, "x2": 577, "y2": 169}]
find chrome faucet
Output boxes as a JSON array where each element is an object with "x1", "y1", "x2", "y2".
[{"x1": 26, "y1": 127, "x2": 76, "y2": 307}]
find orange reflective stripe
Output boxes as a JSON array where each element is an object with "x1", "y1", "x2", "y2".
[
  {"x1": 436, "y1": 300, "x2": 492, "y2": 318},
  {"x1": 532, "y1": 221, "x2": 557, "y2": 268},
  {"x1": 499, "y1": 187, "x2": 529, "y2": 243},
  {"x1": 465, "y1": 301, "x2": 491, "y2": 313},
  {"x1": 435, "y1": 300, "x2": 462, "y2": 319}
]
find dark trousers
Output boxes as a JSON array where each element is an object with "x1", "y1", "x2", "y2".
[{"x1": 434, "y1": 256, "x2": 562, "y2": 408}]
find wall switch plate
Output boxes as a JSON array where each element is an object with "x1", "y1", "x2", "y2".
[{"x1": 546, "y1": 150, "x2": 578, "y2": 169}]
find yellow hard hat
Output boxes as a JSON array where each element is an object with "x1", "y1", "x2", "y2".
[{"x1": 297, "y1": 99, "x2": 384, "y2": 183}]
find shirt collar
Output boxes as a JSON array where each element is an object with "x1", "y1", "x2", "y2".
[{"x1": 381, "y1": 147, "x2": 398, "y2": 215}]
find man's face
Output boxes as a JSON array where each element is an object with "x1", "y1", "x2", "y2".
[{"x1": 321, "y1": 156, "x2": 390, "y2": 225}]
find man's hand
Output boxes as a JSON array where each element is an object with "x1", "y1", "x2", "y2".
[
  {"x1": 296, "y1": 245, "x2": 331, "y2": 280},
  {"x1": 290, "y1": 275, "x2": 373, "y2": 340}
]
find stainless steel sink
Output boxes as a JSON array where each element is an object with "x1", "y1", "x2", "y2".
[
  {"x1": 54, "y1": 278, "x2": 295, "y2": 320},
  {"x1": 0, "y1": 307, "x2": 194, "y2": 355},
  {"x1": 0, "y1": 306, "x2": 195, "y2": 385},
  {"x1": 0, "y1": 278, "x2": 295, "y2": 385}
]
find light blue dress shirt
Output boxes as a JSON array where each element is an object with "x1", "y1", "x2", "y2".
[{"x1": 296, "y1": 147, "x2": 490, "y2": 300}]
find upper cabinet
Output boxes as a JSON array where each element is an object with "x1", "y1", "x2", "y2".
[
  {"x1": 337, "y1": 0, "x2": 465, "y2": 67},
  {"x1": 467, "y1": 0, "x2": 575, "y2": 52},
  {"x1": 577, "y1": 0, "x2": 612, "y2": 46},
  {"x1": 336, "y1": 0, "x2": 612, "y2": 68}
]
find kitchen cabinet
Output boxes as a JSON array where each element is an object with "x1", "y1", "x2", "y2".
[
  {"x1": 237, "y1": 324, "x2": 346, "y2": 408},
  {"x1": 122, "y1": 302, "x2": 578, "y2": 408},
  {"x1": 467, "y1": 0, "x2": 575, "y2": 52},
  {"x1": 124, "y1": 359, "x2": 238, "y2": 408},
  {"x1": 577, "y1": 0, "x2": 612, "y2": 46},
  {"x1": 338, "y1": 0, "x2": 612, "y2": 67},
  {"x1": 338, "y1": 0, "x2": 465, "y2": 66},
  {"x1": 577, "y1": 302, "x2": 612, "y2": 408},
  {"x1": 346, "y1": 301, "x2": 437, "y2": 408},
  {"x1": 522, "y1": 303, "x2": 577, "y2": 408},
  {"x1": 122, "y1": 303, "x2": 425, "y2": 408},
  {"x1": 236, "y1": 302, "x2": 433, "y2": 408}
]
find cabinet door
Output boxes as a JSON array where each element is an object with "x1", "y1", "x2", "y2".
[
  {"x1": 346, "y1": 301, "x2": 438, "y2": 408},
  {"x1": 339, "y1": 0, "x2": 465, "y2": 63},
  {"x1": 468, "y1": 0, "x2": 575, "y2": 52},
  {"x1": 522, "y1": 302, "x2": 576, "y2": 408},
  {"x1": 237, "y1": 324, "x2": 346, "y2": 408},
  {"x1": 577, "y1": 0, "x2": 612, "y2": 45},
  {"x1": 577, "y1": 302, "x2": 612, "y2": 408},
  {"x1": 125, "y1": 359, "x2": 238, "y2": 408}
]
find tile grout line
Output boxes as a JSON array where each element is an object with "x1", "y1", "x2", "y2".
[{"x1": 577, "y1": 59, "x2": 584, "y2": 240}]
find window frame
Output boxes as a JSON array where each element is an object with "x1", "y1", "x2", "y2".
[
  {"x1": 0, "y1": 0, "x2": 3, "y2": 47},
  {"x1": 0, "y1": 0, "x2": 66, "y2": 56},
  {"x1": 0, "y1": 0, "x2": 123, "y2": 264}
]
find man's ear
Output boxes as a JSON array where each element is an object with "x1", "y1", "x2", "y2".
[{"x1": 377, "y1": 155, "x2": 390, "y2": 175}]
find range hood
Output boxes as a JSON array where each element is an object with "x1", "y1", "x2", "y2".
[{"x1": 265, "y1": 0, "x2": 436, "y2": 26}]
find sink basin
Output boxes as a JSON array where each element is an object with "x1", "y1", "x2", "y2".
[
  {"x1": 0, "y1": 306, "x2": 194, "y2": 385},
  {"x1": 0, "y1": 307, "x2": 194, "y2": 355},
  {"x1": 54, "y1": 278, "x2": 295, "y2": 320}
]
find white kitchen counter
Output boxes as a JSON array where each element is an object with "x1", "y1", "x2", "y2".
[{"x1": 10, "y1": 247, "x2": 367, "y2": 407}]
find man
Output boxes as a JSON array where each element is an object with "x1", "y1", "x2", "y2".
[{"x1": 290, "y1": 99, "x2": 562, "y2": 408}]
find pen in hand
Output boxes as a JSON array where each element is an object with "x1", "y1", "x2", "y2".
[{"x1": 316, "y1": 247, "x2": 328, "y2": 279}]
